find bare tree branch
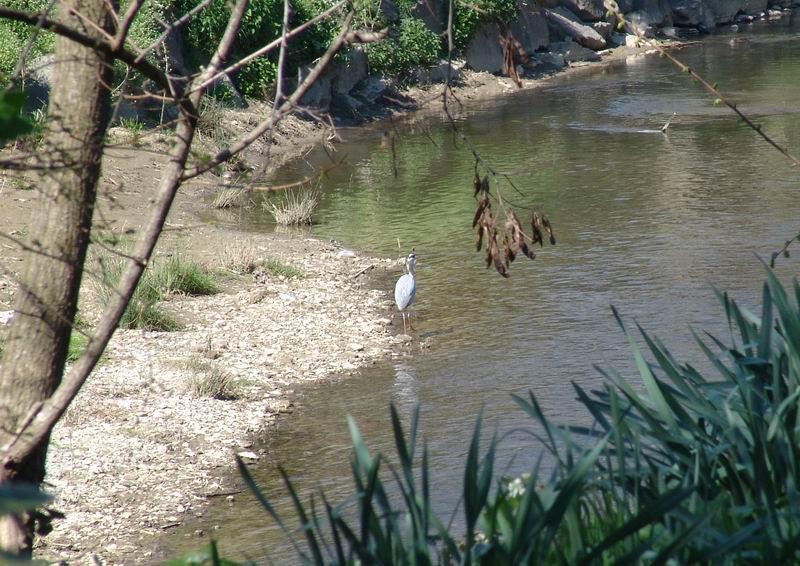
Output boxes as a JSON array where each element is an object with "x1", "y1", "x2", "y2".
[
  {"x1": 273, "y1": 0, "x2": 292, "y2": 108},
  {"x1": 112, "y1": 0, "x2": 143, "y2": 51}
]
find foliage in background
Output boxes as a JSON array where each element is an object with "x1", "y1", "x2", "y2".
[
  {"x1": 0, "y1": 0, "x2": 53, "y2": 83},
  {"x1": 123, "y1": 0, "x2": 173, "y2": 49},
  {"x1": 0, "y1": 0, "x2": 520, "y2": 101},
  {"x1": 453, "y1": 0, "x2": 518, "y2": 50},
  {"x1": 364, "y1": 16, "x2": 441, "y2": 75},
  {"x1": 0, "y1": 90, "x2": 32, "y2": 146},
  {"x1": 177, "y1": 0, "x2": 336, "y2": 98},
  {"x1": 187, "y1": 271, "x2": 800, "y2": 563}
]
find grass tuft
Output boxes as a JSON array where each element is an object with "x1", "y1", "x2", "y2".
[
  {"x1": 156, "y1": 255, "x2": 219, "y2": 296},
  {"x1": 185, "y1": 359, "x2": 240, "y2": 400},
  {"x1": 265, "y1": 189, "x2": 320, "y2": 225},
  {"x1": 119, "y1": 116, "x2": 144, "y2": 133},
  {"x1": 94, "y1": 252, "x2": 219, "y2": 331},
  {"x1": 262, "y1": 257, "x2": 305, "y2": 279},
  {"x1": 212, "y1": 187, "x2": 251, "y2": 209},
  {"x1": 220, "y1": 239, "x2": 259, "y2": 274}
]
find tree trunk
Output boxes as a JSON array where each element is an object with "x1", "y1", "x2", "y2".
[{"x1": 0, "y1": 0, "x2": 116, "y2": 555}]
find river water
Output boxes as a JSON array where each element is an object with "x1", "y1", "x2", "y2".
[{"x1": 163, "y1": 18, "x2": 800, "y2": 562}]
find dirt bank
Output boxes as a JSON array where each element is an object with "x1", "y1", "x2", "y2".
[{"x1": 0, "y1": 38, "x2": 674, "y2": 565}]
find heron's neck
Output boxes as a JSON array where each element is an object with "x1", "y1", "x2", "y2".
[{"x1": 407, "y1": 265, "x2": 416, "y2": 277}]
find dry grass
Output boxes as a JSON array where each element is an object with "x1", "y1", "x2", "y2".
[
  {"x1": 184, "y1": 359, "x2": 240, "y2": 400},
  {"x1": 219, "y1": 239, "x2": 259, "y2": 274},
  {"x1": 212, "y1": 187, "x2": 252, "y2": 209},
  {"x1": 265, "y1": 189, "x2": 320, "y2": 225}
]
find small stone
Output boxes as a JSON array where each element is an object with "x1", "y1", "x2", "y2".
[
  {"x1": 348, "y1": 343, "x2": 365, "y2": 352},
  {"x1": 237, "y1": 450, "x2": 259, "y2": 460}
]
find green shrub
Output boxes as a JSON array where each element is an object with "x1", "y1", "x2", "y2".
[
  {"x1": 453, "y1": 0, "x2": 518, "y2": 50},
  {"x1": 123, "y1": 0, "x2": 172, "y2": 49},
  {"x1": 0, "y1": 0, "x2": 54, "y2": 83},
  {"x1": 66, "y1": 332, "x2": 88, "y2": 362},
  {"x1": 365, "y1": 16, "x2": 441, "y2": 75},
  {"x1": 177, "y1": 0, "x2": 334, "y2": 99},
  {"x1": 96, "y1": 258, "x2": 177, "y2": 331}
]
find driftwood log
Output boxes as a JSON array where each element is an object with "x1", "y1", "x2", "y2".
[{"x1": 543, "y1": 8, "x2": 607, "y2": 50}]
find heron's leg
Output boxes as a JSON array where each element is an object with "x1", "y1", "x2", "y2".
[
  {"x1": 408, "y1": 312, "x2": 414, "y2": 331},
  {"x1": 402, "y1": 312, "x2": 408, "y2": 334}
]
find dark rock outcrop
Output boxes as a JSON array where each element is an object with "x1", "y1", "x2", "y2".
[
  {"x1": 544, "y1": 7, "x2": 608, "y2": 49},
  {"x1": 511, "y1": 2, "x2": 550, "y2": 53},
  {"x1": 299, "y1": 48, "x2": 369, "y2": 110},
  {"x1": 562, "y1": 0, "x2": 606, "y2": 20},
  {"x1": 464, "y1": 22, "x2": 505, "y2": 73},
  {"x1": 670, "y1": 0, "x2": 716, "y2": 29},
  {"x1": 411, "y1": 0, "x2": 447, "y2": 34},
  {"x1": 551, "y1": 39, "x2": 603, "y2": 61}
]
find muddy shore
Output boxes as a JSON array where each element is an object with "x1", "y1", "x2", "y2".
[{"x1": 0, "y1": 38, "x2": 678, "y2": 565}]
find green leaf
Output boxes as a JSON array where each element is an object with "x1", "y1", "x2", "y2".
[
  {"x1": 164, "y1": 540, "x2": 246, "y2": 565},
  {"x1": 0, "y1": 483, "x2": 51, "y2": 515},
  {"x1": 0, "y1": 90, "x2": 33, "y2": 145}
]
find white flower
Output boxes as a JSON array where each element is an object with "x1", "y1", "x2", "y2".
[{"x1": 507, "y1": 477, "x2": 526, "y2": 498}]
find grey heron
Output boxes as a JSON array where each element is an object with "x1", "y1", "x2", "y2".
[{"x1": 394, "y1": 252, "x2": 417, "y2": 334}]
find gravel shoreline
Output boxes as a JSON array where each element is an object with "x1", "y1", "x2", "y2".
[{"x1": 36, "y1": 237, "x2": 410, "y2": 565}]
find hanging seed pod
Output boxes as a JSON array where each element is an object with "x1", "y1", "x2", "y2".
[
  {"x1": 531, "y1": 212, "x2": 544, "y2": 246},
  {"x1": 503, "y1": 231, "x2": 515, "y2": 267},
  {"x1": 472, "y1": 174, "x2": 481, "y2": 197},
  {"x1": 473, "y1": 196, "x2": 490, "y2": 228},
  {"x1": 481, "y1": 175, "x2": 490, "y2": 195},
  {"x1": 541, "y1": 215, "x2": 556, "y2": 245},
  {"x1": 486, "y1": 226, "x2": 508, "y2": 277},
  {"x1": 507, "y1": 211, "x2": 536, "y2": 260},
  {"x1": 476, "y1": 224, "x2": 485, "y2": 252}
]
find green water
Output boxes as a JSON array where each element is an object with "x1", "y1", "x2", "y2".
[{"x1": 162, "y1": 17, "x2": 800, "y2": 563}]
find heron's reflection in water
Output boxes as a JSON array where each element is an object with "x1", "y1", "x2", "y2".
[{"x1": 392, "y1": 362, "x2": 419, "y2": 415}]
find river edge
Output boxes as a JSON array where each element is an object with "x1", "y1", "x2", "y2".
[{"x1": 0, "y1": 34, "x2": 686, "y2": 565}]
